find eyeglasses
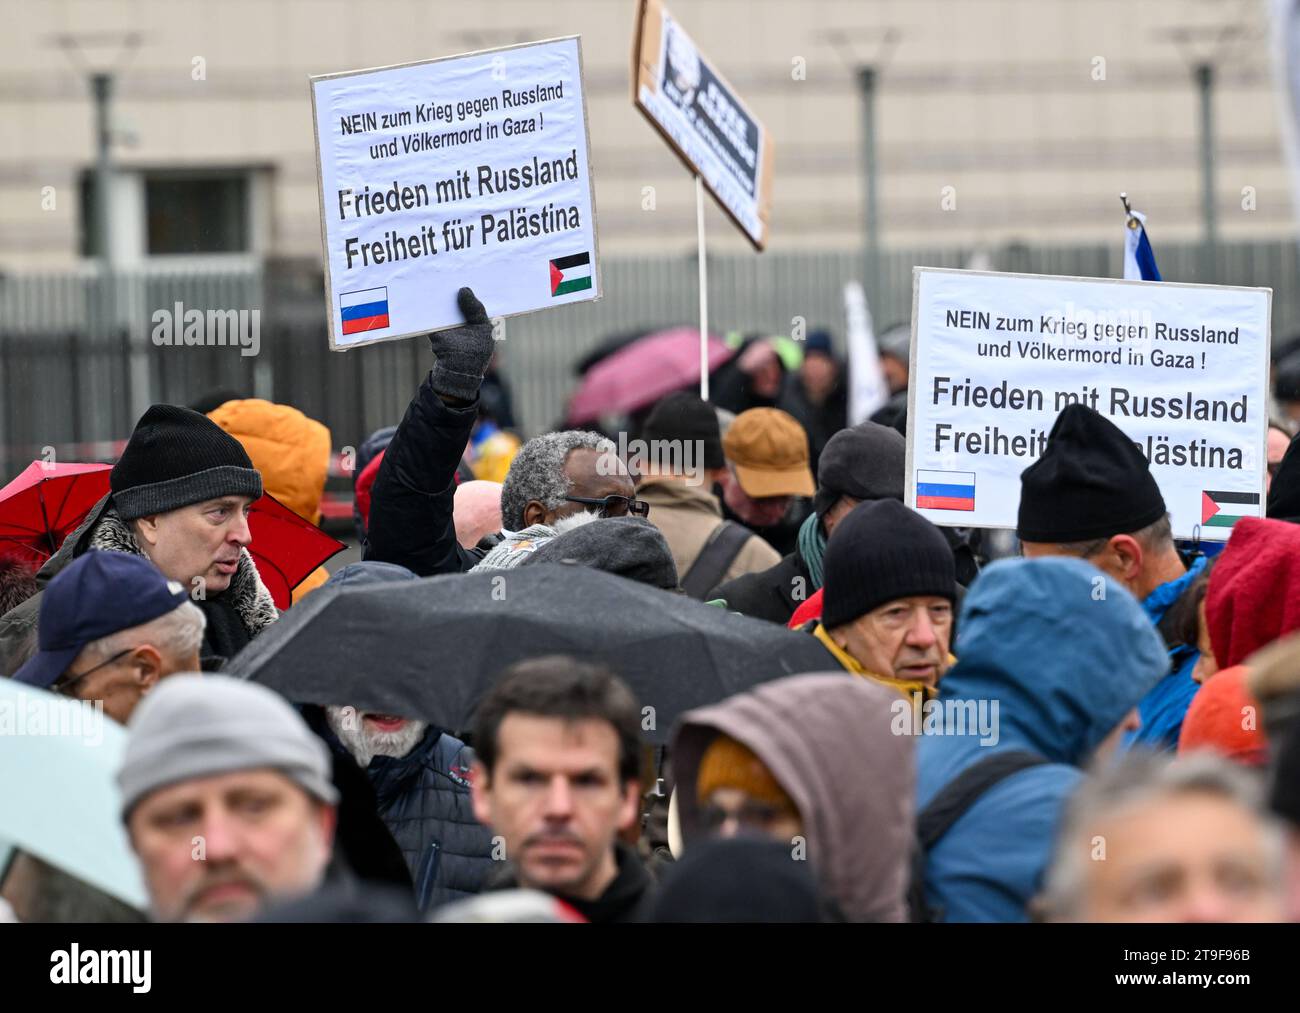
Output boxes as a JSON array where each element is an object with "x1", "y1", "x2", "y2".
[
  {"x1": 52, "y1": 647, "x2": 133, "y2": 697},
  {"x1": 563, "y1": 495, "x2": 650, "y2": 519}
]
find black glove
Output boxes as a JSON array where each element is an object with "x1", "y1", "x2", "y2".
[{"x1": 428, "y1": 287, "x2": 494, "y2": 401}]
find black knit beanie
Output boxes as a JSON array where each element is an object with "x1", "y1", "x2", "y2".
[
  {"x1": 821, "y1": 498, "x2": 956, "y2": 629},
  {"x1": 111, "y1": 404, "x2": 263, "y2": 521},
  {"x1": 642, "y1": 392, "x2": 725, "y2": 471},
  {"x1": 1017, "y1": 404, "x2": 1165, "y2": 543}
]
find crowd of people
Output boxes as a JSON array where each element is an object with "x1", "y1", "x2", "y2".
[{"x1": 3, "y1": 285, "x2": 1300, "y2": 924}]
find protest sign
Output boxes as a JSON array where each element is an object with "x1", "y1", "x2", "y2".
[
  {"x1": 905, "y1": 268, "x2": 1271, "y2": 541},
  {"x1": 311, "y1": 37, "x2": 600, "y2": 350},
  {"x1": 632, "y1": 0, "x2": 773, "y2": 250}
]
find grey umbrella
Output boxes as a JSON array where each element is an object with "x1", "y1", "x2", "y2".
[{"x1": 226, "y1": 563, "x2": 838, "y2": 742}]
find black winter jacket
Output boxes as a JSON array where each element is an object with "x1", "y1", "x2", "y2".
[
  {"x1": 363, "y1": 371, "x2": 481, "y2": 576},
  {"x1": 709, "y1": 551, "x2": 812, "y2": 625}
]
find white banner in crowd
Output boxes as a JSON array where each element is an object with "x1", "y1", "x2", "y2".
[
  {"x1": 311, "y1": 37, "x2": 600, "y2": 350},
  {"x1": 905, "y1": 268, "x2": 1272, "y2": 541}
]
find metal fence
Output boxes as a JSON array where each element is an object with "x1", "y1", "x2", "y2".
[{"x1": 0, "y1": 237, "x2": 1297, "y2": 478}]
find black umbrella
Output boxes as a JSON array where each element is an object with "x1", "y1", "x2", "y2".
[{"x1": 226, "y1": 564, "x2": 837, "y2": 743}]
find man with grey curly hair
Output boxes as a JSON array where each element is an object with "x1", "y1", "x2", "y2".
[
  {"x1": 363, "y1": 287, "x2": 638, "y2": 576},
  {"x1": 1038, "y1": 751, "x2": 1286, "y2": 923},
  {"x1": 472, "y1": 430, "x2": 639, "y2": 571}
]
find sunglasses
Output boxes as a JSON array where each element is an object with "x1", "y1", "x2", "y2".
[{"x1": 564, "y1": 495, "x2": 650, "y2": 519}]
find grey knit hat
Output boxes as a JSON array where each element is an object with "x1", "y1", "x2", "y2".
[
  {"x1": 111, "y1": 404, "x2": 263, "y2": 521},
  {"x1": 118, "y1": 674, "x2": 338, "y2": 819}
]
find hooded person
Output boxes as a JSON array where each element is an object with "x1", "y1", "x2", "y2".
[
  {"x1": 671, "y1": 673, "x2": 914, "y2": 922},
  {"x1": 1018, "y1": 403, "x2": 1201, "y2": 749},
  {"x1": 297, "y1": 561, "x2": 497, "y2": 913},
  {"x1": 1203, "y1": 517, "x2": 1300, "y2": 672},
  {"x1": 0, "y1": 404, "x2": 276, "y2": 675},
  {"x1": 710, "y1": 421, "x2": 905, "y2": 622},
  {"x1": 207, "y1": 398, "x2": 332, "y2": 604},
  {"x1": 915, "y1": 557, "x2": 1169, "y2": 922},
  {"x1": 650, "y1": 836, "x2": 826, "y2": 923},
  {"x1": 635, "y1": 392, "x2": 780, "y2": 598}
]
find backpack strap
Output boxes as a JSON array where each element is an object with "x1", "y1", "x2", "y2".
[
  {"x1": 681, "y1": 521, "x2": 753, "y2": 599},
  {"x1": 909, "y1": 749, "x2": 1050, "y2": 921}
]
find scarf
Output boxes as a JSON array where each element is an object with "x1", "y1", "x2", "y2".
[{"x1": 797, "y1": 512, "x2": 827, "y2": 590}]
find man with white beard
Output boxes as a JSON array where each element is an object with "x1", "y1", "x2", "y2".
[
  {"x1": 318, "y1": 703, "x2": 496, "y2": 913},
  {"x1": 305, "y1": 562, "x2": 496, "y2": 913}
]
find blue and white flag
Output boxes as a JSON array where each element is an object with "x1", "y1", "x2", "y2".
[{"x1": 1123, "y1": 208, "x2": 1162, "y2": 281}]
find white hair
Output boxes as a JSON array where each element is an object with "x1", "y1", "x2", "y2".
[
  {"x1": 324, "y1": 705, "x2": 428, "y2": 768},
  {"x1": 80, "y1": 600, "x2": 206, "y2": 666},
  {"x1": 499, "y1": 430, "x2": 616, "y2": 530},
  {"x1": 1040, "y1": 751, "x2": 1285, "y2": 921}
]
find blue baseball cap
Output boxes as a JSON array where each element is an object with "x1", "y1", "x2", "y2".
[{"x1": 13, "y1": 551, "x2": 190, "y2": 689}]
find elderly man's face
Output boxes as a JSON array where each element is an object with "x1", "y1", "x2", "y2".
[
  {"x1": 471, "y1": 714, "x2": 637, "y2": 901},
  {"x1": 1079, "y1": 791, "x2": 1285, "y2": 923},
  {"x1": 128, "y1": 768, "x2": 335, "y2": 923},
  {"x1": 324, "y1": 705, "x2": 428, "y2": 767},
  {"x1": 59, "y1": 643, "x2": 198, "y2": 725},
  {"x1": 134, "y1": 496, "x2": 254, "y2": 595},
  {"x1": 540, "y1": 448, "x2": 635, "y2": 527},
  {"x1": 831, "y1": 595, "x2": 952, "y2": 686}
]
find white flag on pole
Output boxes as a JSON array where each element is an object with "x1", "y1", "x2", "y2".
[{"x1": 844, "y1": 280, "x2": 889, "y2": 424}]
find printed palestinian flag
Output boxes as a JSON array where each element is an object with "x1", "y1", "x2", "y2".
[
  {"x1": 1201, "y1": 489, "x2": 1261, "y2": 528},
  {"x1": 550, "y1": 252, "x2": 592, "y2": 296}
]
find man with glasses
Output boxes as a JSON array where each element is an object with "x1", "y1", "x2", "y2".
[
  {"x1": 470, "y1": 431, "x2": 646, "y2": 572},
  {"x1": 12, "y1": 550, "x2": 204, "y2": 724},
  {"x1": 361, "y1": 286, "x2": 644, "y2": 576}
]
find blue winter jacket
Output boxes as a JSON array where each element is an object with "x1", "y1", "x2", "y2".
[
  {"x1": 1125, "y1": 556, "x2": 1207, "y2": 751},
  {"x1": 916, "y1": 557, "x2": 1169, "y2": 922}
]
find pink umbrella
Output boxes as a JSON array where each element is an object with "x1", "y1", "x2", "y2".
[{"x1": 566, "y1": 327, "x2": 735, "y2": 424}]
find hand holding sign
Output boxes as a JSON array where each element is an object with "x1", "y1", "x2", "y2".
[{"x1": 428, "y1": 287, "x2": 494, "y2": 403}]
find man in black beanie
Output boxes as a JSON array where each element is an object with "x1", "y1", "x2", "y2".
[
  {"x1": 0, "y1": 404, "x2": 276, "y2": 673},
  {"x1": 809, "y1": 498, "x2": 957, "y2": 698},
  {"x1": 635, "y1": 391, "x2": 780, "y2": 598},
  {"x1": 710, "y1": 420, "x2": 905, "y2": 623},
  {"x1": 1017, "y1": 403, "x2": 1203, "y2": 750}
]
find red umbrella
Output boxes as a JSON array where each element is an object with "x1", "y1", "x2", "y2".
[
  {"x1": 0, "y1": 462, "x2": 113, "y2": 567},
  {"x1": 0, "y1": 461, "x2": 344, "y2": 608},
  {"x1": 566, "y1": 327, "x2": 736, "y2": 424},
  {"x1": 247, "y1": 493, "x2": 346, "y2": 610}
]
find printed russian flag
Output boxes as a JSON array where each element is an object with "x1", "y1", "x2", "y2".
[
  {"x1": 340, "y1": 287, "x2": 390, "y2": 335},
  {"x1": 917, "y1": 470, "x2": 976, "y2": 511}
]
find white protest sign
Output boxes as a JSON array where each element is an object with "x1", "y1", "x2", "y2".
[
  {"x1": 905, "y1": 268, "x2": 1271, "y2": 541},
  {"x1": 311, "y1": 37, "x2": 600, "y2": 350},
  {"x1": 632, "y1": 0, "x2": 773, "y2": 250}
]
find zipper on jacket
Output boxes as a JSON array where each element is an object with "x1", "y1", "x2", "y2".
[{"x1": 416, "y1": 841, "x2": 442, "y2": 911}]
